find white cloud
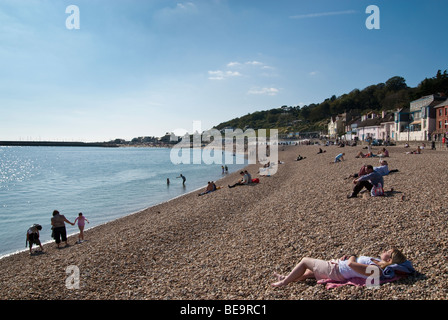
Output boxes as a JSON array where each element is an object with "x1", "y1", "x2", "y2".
[
  {"x1": 208, "y1": 70, "x2": 242, "y2": 80},
  {"x1": 247, "y1": 87, "x2": 279, "y2": 96},
  {"x1": 155, "y1": 1, "x2": 198, "y2": 21},
  {"x1": 227, "y1": 61, "x2": 241, "y2": 67},
  {"x1": 176, "y1": 2, "x2": 196, "y2": 10},
  {"x1": 226, "y1": 60, "x2": 272, "y2": 69},
  {"x1": 227, "y1": 71, "x2": 241, "y2": 76},
  {"x1": 309, "y1": 71, "x2": 319, "y2": 76},
  {"x1": 290, "y1": 10, "x2": 357, "y2": 19},
  {"x1": 245, "y1": 60, "x2": 263, "y2": 66}
]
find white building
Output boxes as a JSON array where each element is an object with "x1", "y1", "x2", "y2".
[{"x1": 395, "y1": 94, "x2": 447, "y2": 141}]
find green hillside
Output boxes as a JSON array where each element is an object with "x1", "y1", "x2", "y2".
[{"x1": 214, "y1": 70, "x2": 448, "y2": 134}]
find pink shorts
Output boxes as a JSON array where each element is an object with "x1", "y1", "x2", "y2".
[{"x1": 311, "y1": 259, "x2": 346, "y2": 282}]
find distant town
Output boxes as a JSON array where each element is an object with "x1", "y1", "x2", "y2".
[
  {"x1": 2, "y1": 91, "x2": 446, "y2": 149},
  {"x1": 327, "y1": 93, "x2": 448, "y2": 143}
]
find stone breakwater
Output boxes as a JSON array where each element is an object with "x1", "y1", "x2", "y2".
[{"x1": 0, "y1": 144, "x2": 447, "y2": 300}]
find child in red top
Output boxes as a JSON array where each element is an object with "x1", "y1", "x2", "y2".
[{"x1": 74, "y1": 212, "x2": 89, "y2": 243}]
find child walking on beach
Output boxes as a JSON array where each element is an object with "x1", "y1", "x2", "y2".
[{"x1": 74, "y1": 212, "x2": 89, "y2": 243}]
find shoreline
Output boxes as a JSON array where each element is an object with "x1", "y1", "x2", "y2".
[
  {"x1": 0, "y1": 146, "x2": 249, "y2": 259},
  {"x1": 0, "y1": 185, "x2": 210, "y2": 261},
  {"x1": 0, "y1": 155, "x2": 249, "y2": 260},
  {"x1": 1, "y1": 144, "x2": 447, "y2": 300}
]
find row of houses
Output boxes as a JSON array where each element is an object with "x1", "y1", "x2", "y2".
[{"x1": 328, "y1": 94, "x2": 448, "y2": 142}]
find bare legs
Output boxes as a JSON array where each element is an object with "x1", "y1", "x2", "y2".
[
  {"x1": 78, "y1": 225, "x2": 85, "y2": 243},
  {"x1": 271, "y1": 257, "x2": 316, "y2": 287}
]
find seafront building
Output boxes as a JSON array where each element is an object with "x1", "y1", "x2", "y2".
[
  {"x1": 394, "y1": 94, "x2": 446, "y2": 142},
  {"x1": 434, "y1": 99, "x2": 448, "y2": 140},
  {"x1": 328, "y1": 93, "x2": 448, "y2": 143}
]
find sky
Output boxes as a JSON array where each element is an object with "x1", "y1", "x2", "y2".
[{"x1": 1, "y1": 0, "x2": 447, "y2": 142}]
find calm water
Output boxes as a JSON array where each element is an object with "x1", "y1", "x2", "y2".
[{"x1": 0, "y1": 146, "x2": 247, "y2": 258}]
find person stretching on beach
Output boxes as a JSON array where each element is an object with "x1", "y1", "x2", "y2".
[
  {"x1": 271, "y1": 248, "x2": 411, "y2": 287},
  {"x1": 74, "y1": 212, "x2": 89, "y2": 243},
  {"x1": 345, "y1": 160, "x2": 398, "y2": 179},
  {"x1": 347, "y1": 164, "x2": 384, "y2": 198}
]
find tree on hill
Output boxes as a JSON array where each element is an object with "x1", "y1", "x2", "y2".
[
  {"x1": 413, "y1": 69, "x2": 448, "y2": 98},
  {"x1": 214, "y1": 70, "x2": 447, "y2": 133}
]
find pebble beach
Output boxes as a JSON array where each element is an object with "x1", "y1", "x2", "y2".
[{"x1": 1, "y1": 143, "x2": 447, "y2": 300}]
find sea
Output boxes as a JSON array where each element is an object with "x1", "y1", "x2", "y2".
[{"x1": 0, "y1": 146, "x2": 247, "y2": 258}]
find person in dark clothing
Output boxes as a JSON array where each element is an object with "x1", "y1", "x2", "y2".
[
  {"x1": 51, "y1": 210, "x2": 74, "y2": 248},
  {"x1": 347, "y1": 165, "x2": 384, "y2": 198},
  {"x1": 26, "y1": 224, "x2": 44, "y2": 254}
]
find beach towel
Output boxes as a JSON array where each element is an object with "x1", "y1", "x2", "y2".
[
  {"x1": 382, "y1": 260, "x2": 415, "y2": 279},
  {"x1": 317, "y1": 276, "x2": 400, "y2": 289}
]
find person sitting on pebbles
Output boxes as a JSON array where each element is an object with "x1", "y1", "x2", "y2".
[
  {"x1": 199, "y1": 181, "x2": 217, "y2": 196},
  {"x1": 347, "y1": 164, "x2": 384, "y2": 198},
  {"x1": 345, "y1": 160, "x2": 398, "y2": 179},
  {"x1": 228, "y1": 171, "x2": 250, "y2": 188},
  {"x1": 377, "y1": 147, "x2": 389, "y2": 157}
]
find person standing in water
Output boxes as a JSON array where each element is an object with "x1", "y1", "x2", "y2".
[{"x1": 177, "y1": 174, "x2": 186, "y2": 185}]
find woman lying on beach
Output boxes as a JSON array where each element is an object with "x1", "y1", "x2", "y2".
[
  {"x1": 272, "y1": 248, "x2": 409, "y2": 287},
  {"x1": 405, "y1": 146, "x2": 422, "y2": 154},
  {"x1": 355, "y1": 151, "x2": 375, "y2": 158}
]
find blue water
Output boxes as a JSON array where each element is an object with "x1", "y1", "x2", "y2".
[{"x1": 0, "y1": 146, "x2": 247, "y2": 258}]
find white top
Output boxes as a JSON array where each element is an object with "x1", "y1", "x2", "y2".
[
  {"x1": 27, "y1": 226, "x2": 39, "y2": 235},
  {"x1": 374, "y1": 165, "x2": 390, "y2": 176},
  {"x1": 338, "y1": 256, "x2": 379, "y2": 279}
]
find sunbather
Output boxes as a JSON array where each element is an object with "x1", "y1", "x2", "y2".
[
  {"x1": 355, "y1": 151, "x2": 375, "y2": 158},
  {"x1": 272, "y1": 248, "x2": 411, "y2": 287},
  {"x1": 405, "y1": 146, "x2": 421, "y2": 154}
]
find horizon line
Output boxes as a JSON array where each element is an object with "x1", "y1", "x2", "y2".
[{"x1": 289, "y1": 10, "x2": 357, "y2": 20}]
